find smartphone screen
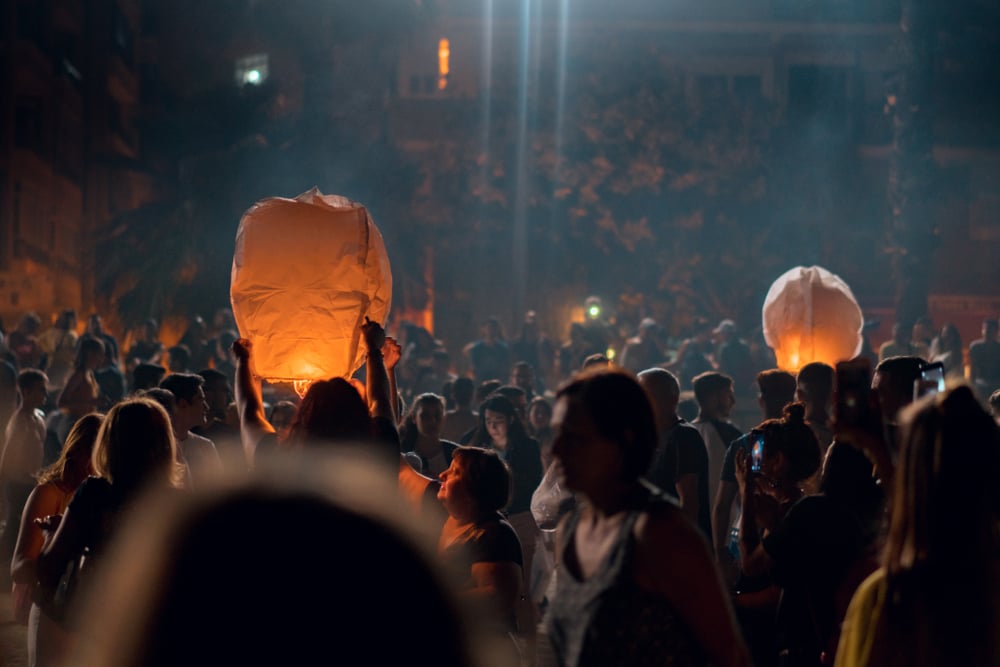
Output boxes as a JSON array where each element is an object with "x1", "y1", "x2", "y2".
[
  {"x1": 920, "y1": 361, "x2": 946, "y2": 393},
  {"x1": 750, "y1": 434, "x2": 764, "y2": 473}
]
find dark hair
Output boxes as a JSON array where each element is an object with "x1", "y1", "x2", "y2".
[
  {"x1": 452, "y1": 378, "x2": 474, "y2": 407},
  {"x1": 75, "y1": 336, "x2": 106, "y2": 371},
  {"x1": 494, "y1": 385, "x2": 525, "y2": 403},
  {"x1": 556, "y1": 369, "x2": 658, "y2": 482},
  {"x1": 168, "y1": 345, "x2": 190, "y2": 370},
  {"x1": 889, "y1": 386, "x2": 1000, "y2": 575},
  {"x1": 133, "y1": 363, "x2": 167, "y2": 392},
  {"x1": 755, "y1": 403, "x2": 821, "y2": 484},
  {"x1": 475, "y1": 380, "x2": 502, "y2": 404},
  {"x1": 160, "y1": 373, "x2": 204, "y2": 404},
  {"x1": 74, "y1": 481, "x2": 478, "y2": 667},
  {"x1": 452, "y1": 447, "x2": 512, "y2": 514},
  {"x1": 878, "y1": 385, "x2": 1000, "y2": 664},
  {"x1": 875, "y1": 356, "x2": 925, "y2": 405},
  {"x1": 819, "y1": 441, "x2": 883, "y2": 539},
  {"x1": 528, "y1": 396, "x2": 552, "y2": 418},
  {"x1": 796, "y1": 362, "x2": 835, "y2": 405},
  {"x1": 638, "y1": 368, "x2": 680, "y2": 397},
  {"x1": 56, "y1": 309, "x2": 77, "y2": 329},
  {"x1": 582, "y1": 353, "x2": 609, "y2": 370},
  {"x1": 937, "y1": 324, "x2": 962, "y2": 356},
  {"x1": 288, "y1": 378, "x2": 371, "y2": 448},
  {"x1": 197, "y1": 368, "x2": 230, "y2": 389},
  {"x1": 17, "y1": 368, "x2": 47, "y2": 392},
  {"x1": 470, "y1": 394, "x2": 530, "y2": 447},
  {"x1": 692, "y1": 371, "x2": 733, "y2": 407},
  {"x1": 756, "y1": 369, "x2": 797, "y2": 418},
  {"x1": 142, "y1": 388, "x2": 176, "y2": 414},
  {"x1": 400, "y1": 393, "x2": 446, "y2": 451}
]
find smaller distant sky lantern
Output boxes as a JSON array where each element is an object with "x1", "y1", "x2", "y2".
[
  {"x1": 438, "y1": 38, "x2": 450, "y2": 90},
  {"x1": 230, "y1": 188, "x2": 392, "y2": 396},
  {"x1": 762, "y1": 266, "x2": 863, "y2": 372}
]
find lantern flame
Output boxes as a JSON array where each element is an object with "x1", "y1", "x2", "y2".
[{"x1": 293, "y1": 379, "x2": 314, "y2": 399}]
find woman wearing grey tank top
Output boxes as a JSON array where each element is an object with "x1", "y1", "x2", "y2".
[{"x1": 546, "y1": 369, "x2": 751, "y2": 667}]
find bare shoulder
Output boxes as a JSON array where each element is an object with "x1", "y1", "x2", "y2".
[
  {"x1": 633, "y1": 503, "x2": 715, "y2": 577},
  {"x1": 25, "y1": 482, "x2": 66, "y2": 516}
]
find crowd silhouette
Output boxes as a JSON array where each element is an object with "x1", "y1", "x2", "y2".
[{"x1": 0, "y1": 307, "x2": 997, "y2": 666}]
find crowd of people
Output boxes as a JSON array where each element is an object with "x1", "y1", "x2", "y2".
[{"x1": 0, "y1": 304, "x2": 997, "y2": 666}]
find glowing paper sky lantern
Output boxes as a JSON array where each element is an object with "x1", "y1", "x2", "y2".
[
  {"x1": 231, "y1": 188, "x2": 392, "y2": 393},
  {"x1": 762, "y1": 266, "x2": 863, "y2": 372}
]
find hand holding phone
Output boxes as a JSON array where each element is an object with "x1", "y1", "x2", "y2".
[{"x1": 835, "y1": 358, "x2": 874, "y2": 430}]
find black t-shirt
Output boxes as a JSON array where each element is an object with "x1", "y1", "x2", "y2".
[
  {"x1": 646, "y1": 418, "x2": 711, "y2": 539},
  {"x1": 969, "y1": 339, "x2": 1000, "y2": 389},
  {"x1": 763, "y1": 494, "x2": 865, "y2": 657},
  {"x1": 469, "y1": 341, "x2": 511, "y2": 384},
  {"x1": 720, "y1": 432, "x2": 752, "y2": 485}
]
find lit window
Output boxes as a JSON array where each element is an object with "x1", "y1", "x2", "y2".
[
  {"x1": 235, "y1": 54, "x2": 269, "y2": 87},
  {"x1": 438, "y1": 38, "x2": 450, "y2": 90}
]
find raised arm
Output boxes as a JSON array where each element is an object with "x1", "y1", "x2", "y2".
[
  {"x1": 232, "y1": 338, "x2": 275, "y2": 466},
  {"x1": 361, "y1": 319, "x2": 394, "y2": 425}
]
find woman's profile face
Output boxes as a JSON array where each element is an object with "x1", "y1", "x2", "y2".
[
  {"x1": 484, "y1": 409, "x2": 510, "y2": 445},
  {"x1": 416, "y1": 401, "x2": 444, "y2": 438},
  {"x1": 437, "y1": 459, "x2": 475, "y2": 518},
  {"x1": 551, "y1": 397, "x2": 622, "y2": 494}
]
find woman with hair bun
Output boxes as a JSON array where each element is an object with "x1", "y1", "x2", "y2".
[{"x1": 735, "y1": 403, "x2": 830, "y2": 667}]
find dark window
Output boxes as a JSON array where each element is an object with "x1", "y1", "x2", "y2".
[
  {"x1": 423, "y1": 75, "x2": 436, "y2": 94},
  {"x1": 787, "y1": 66, "x2": 850, "y2": 118},
  {"x1": 409, "y1": 75, "x2": 421, "y2": 95},
  {"x1": 696, "y1": 75, "x2": 727, "y2": 102},
  {"x1": 734, "y1": 75, "x2": 762, "y2": 99},
  {"x1": 14, "y1": 99, "x2": 43, "y2": 150}
]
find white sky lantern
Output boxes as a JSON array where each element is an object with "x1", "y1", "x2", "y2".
[
  {"x1": 762, "y1": 266, "x2": 863, "y2": 372},
  {"x1": 231, "y1": 188, "x2": 392, "y2": 395}
]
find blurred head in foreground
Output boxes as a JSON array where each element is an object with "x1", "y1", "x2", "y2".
[{"x1": 71, "y1": 460, "x2": 509, "y2": 667}]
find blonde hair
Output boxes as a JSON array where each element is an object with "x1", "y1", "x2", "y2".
[{"x1": 92, "y1": 398, "x2": 183, "y2": 492}]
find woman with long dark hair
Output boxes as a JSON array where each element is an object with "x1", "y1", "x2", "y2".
[{"x1": 835, "y1": 385, "x2": 1000, "y2": 667}]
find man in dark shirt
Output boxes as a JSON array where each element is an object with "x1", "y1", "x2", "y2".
[
  {"x1": 465, "y1": 317, "x2": 511, "y2": 385},
  {"x1": 969, "y1": 318, "x2": 1000, "y2": 396},
  {"x1": 713, "y1": 369, "x2": 796, "y2": 580},
  {"x1": 638, "y1": 368, "x2": 712, "y2": 542}
]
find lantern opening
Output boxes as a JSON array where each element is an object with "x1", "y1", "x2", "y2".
[{"x1": 293, "y1": 379, "x2": 314, "y2": 399}]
